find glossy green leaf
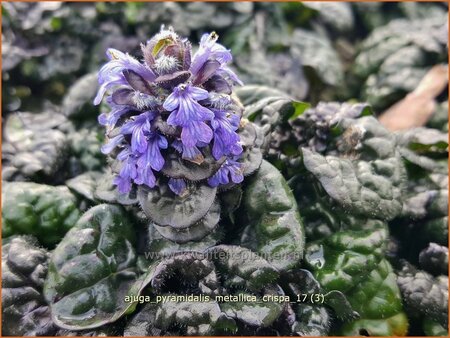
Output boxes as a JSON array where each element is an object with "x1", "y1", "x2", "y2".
[
  {"x1": 44, "y1": 204, "x2": 140, "y2": 330},
  {"x1": 240, "y1": 160, "x2": 304, "y2": 271},
  {"x1": 66, "y1": 171, "x2": 103, "y2": 202},
  {"x1": 338, "y1": 259, "x2": 408, "y2": 335},
  {"x1": 302, "y1": 144, "x2": 403, "y2": 221},
  {"x1": 2, "y1": 181, "x2": 81, "y2": 247},
  {"x1": 305, "y1": 218, "x2": 408, "y2": 336}
]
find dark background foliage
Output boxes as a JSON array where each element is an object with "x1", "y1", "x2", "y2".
[{"x1": 1, "y1": 2, "x2": 448, "y2": 337}]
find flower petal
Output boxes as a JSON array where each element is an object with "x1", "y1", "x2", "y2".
[
  {"x1": 181, "y1": 121, "x2": 213, "y2": 148},
  {"x1": 163, "y1": 91, "x2": 180, "y2": 111},
  {"x1": 112, "y1": 88, "x2": 134, "y2": 106},
  {"x1": 101, "y1": 134, "x2": 124, "y2": 154},
  {"x1": 192, "y1": 60, "x2": 221, "y2": 85},
  {"x1": 168, "y1": 178, "x2": 187, "y2": 196}
]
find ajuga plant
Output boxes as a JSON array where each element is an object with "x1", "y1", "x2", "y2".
[
  {"x1": 36, "y1": 27, "x2": 332, "y2": 336},
  {"x1": 93, "y1": 26, "x2": 265, "y2": 242}
]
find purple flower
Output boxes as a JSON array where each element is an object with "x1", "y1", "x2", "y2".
[
  {"x1": 101, "y1": 134, "x2": 124, "y2": 155},
  {"x1": 136, "y1": 132, "x2": 168, "y2": 172},
  {"x1": 168, "y1": 178, "x2": 187, "y2": 196},
  {"x1": 207, "y1": 158, "x2": 244, "y2": 187},
  {"x1": 171, "y1": 140, "x2": 204, "y2": 164},
  {"x1": 120, "y1": 112, "x2": 154, "y2": 153},
  {"x1": 94, "y1": 48, "x2": 156, "y2": 105},
  {"x1": 210, "y1": 109, "x2": 242, "y2": 160},
  {"x1": 164, "y1": 84, "x2": 214, "y2": 148},
  {"x1": 114, "y1": 149, "x2": 138, "y2": 193},
  {"x1": 190, "y1": 32, "x2": 243, "y2": 86}
]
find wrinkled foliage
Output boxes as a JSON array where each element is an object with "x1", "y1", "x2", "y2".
[
  {"x1": 125, "y1": 246, "x2": 335, "y2": 336},
  {"x1": 2, "y1": 236, "x2": 58, "y2": 336},
  {"x1": 240, "y1": 160, "x2": 305, "y2": 271},
  {"x1": 239, "y1": 82, "x2": 447, "y2": 336},
  {"x1": 44, "y1": 204, "x2": 140, "y2": 330},
  {"x1": 353, "y1": 11, "x2": 448, "y2": 111},
  {"x1": 397, "y1": 261, "x2": 448, "y2": 330},
  {"x1": 2, "y1": 112, "x2": 70, "y2": 182},
  {"x1": 2, "y1": 181, "x2": 81, "y2": 247}
]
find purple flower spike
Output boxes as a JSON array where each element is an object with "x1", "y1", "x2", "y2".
[{"x1": 96, "y1": 27, "x2": 245, "y2": 193}]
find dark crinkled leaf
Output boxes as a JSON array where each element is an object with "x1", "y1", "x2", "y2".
[
  {"x1": 302, "y1": 2, "x2": 354, "y2": 32},
  {"x1": 268, "y1": 101, "x2": 374, "y2": 174},
  {"x1": 397, "y1": 261, "x2": 448, "y2": 328},
  {"x1": 66, "y1": 171, "x2": 103, "y2": 202},
  {"x1": 44, "y1": 204, "x2": 139, "y2": 330},
  {"x1": 419, "y1": 243, "x2": 448, "y2": 275},
  {"x1": 153, "y1": 201, "x2": 221, "y2": 243},
  {"x1": 2, "y1": 112, "x2": 70, "y2": 182},
  {"x1": 303, "y1": 147, "x2": 401, "y2": 219},
  {"x1": 338, "y1": 259, "x2": 408, "y2": 335},
  {"x1": 220, "y1": 299, "x2": 283, "y2": 328},
  {"x1": 2, "y1": 235, "x2": 58, "y2": 336},
  {"x1": 240, "y1": 160, "x2": 304, "y2": 271},
  {"x1": 94, "y1": 171, "x2": 138, "y2": 206},
  {"x1": 354, "y1": 14, "x2": 448, "y2": 110},
  {"x1": 281, "y1": 269, "x2": 333, "y2": 335},
  {"x1": 138, "y1": 182, "x2": 217, "y2": 228},
  {"x1": 138, "y1": 224, "x2": 222, "y2": 269},
  {"x1": 155, "y1": 301, "x2": 227, "y2": 335},
  {"x1": 127, "y1": 245, "x2": 289, "y2": 335},
  {"x1": 161, "y1": 152, "x2": 225, "y2": 182},
  {"x1": 396, "y1": 127, "x2": 448, "y2": 154},
  {"x1": 149, "y1": 252, "x2": 220, "y2": 294},
  {"x1": 2, "y1": 181, "x2": 81, "y2": 247},
  {"x1": 68, "y1": 127, "x2": 106, "y2": 174},
  {"x1": 239, "y1": 120, "x2": 265, "y2": 176},
  {"x1": 123, "y1": 303, "x2": 161, "y2": 336},
  {"x1": 218, "y1": 185, "x2": 242, "y2": 222},
  {"x1": 234, "y1": 85, "x2": 290, "y2": 108},
  {"x1": 292, "y1": 305, "x2": 331, "y2": 336},
  {"x1": 62, "y1": 72, "x2": 99, "y2": 119},
  {"x1": 240, "y1": 146, "x2": 263, "y2": 176},
  {"x1": 302, "y1": 144, "x2": 403, "y2": 221},
  {"x1": 291, "y1": 29, "x2": 344, "y2": 86},
  {"x1": 207, "y1": 245, "x2": 279, "y2": 292}
]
